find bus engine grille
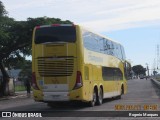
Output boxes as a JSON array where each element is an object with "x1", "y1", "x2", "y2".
[{"x1": 37, "y1": 56, "x2": 74, "y2": 77}]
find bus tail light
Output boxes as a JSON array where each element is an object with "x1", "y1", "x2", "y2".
[
  {"x1": 52, "y1": 24, "x2": 61, "y2": 26},
  {"x1": 52, "y1": 24, "x2": 75, "y2": 27},
  {"x1": 35, "y1": 26, "x2": 40, "y2": 29},
  {"x1": 73, "y1": 71, "x2": 83, "y2": 90},
  {"x1": 35, "y1": 24, "x2": 75, "y2": 29},
  {"x1": 32, "y1": 72, "x2": 40, "y2": 90}
]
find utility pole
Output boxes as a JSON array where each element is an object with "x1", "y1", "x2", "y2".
[
  {"x1": 157, "y1": 44, "x2": 160, "y2": 70},
  {"x1": 146, "y1": 63, "x2": 149, "y2": 77}
]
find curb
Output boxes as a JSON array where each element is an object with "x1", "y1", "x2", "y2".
[
  {"x1": 0, "y1": 93, "x2": 31, "y2": 101},
  {"x1": 151, "y1": 79, "x2": 160, "y2": 88}
]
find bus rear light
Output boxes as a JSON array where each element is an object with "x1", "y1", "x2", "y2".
[
  {"x1": 36, "y1": 24, "x2": 75, "y2": 29},
  {"x1": 73, "y1": 71, "x2": 83, "y2": 90},
  {"x1": 35, "y1": 26, "x2": 40, "y2": 29},
  {"x1": 52, "y1": 24, "x2": 60, "y2": 26},
  {"x1": 52, "y1": 24, "x2": 75, "y2": 27},
  {"x1": 32, "y1": 72, "x2": 40, "y2": 90}
]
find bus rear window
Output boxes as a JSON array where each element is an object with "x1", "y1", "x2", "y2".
[{"x1": 35, "y1": 26, "x2": 76, "y2": 44}]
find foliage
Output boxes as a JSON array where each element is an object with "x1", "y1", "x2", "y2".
[
  {"x1": 0, "y1": 1, "x2": 7, "y2": 17},
  {"x1": 1, "y1": 17, "x2": 72, "y2": 63},
  {"x1": 18, "y1": 60, "x2": 32, "y2": 82},
  {"x1": 15, "y1": 85, "x2": 26, "y2": 91},
  {"x1": 153, "y1": 70, "x2": 158, "y2": 76},
  {"x1": 132, "y1": 65, "x2": 146, "y2": 76},
  {"x1": 0, "y1": 1, "x2": 73, "y2": 96}
]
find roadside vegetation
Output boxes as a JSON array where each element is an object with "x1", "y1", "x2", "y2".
[{"x1": 0, "y1": 1, "x2": 72, "y2": 96}]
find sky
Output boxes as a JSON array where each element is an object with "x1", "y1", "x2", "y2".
[{"x1": 1, "y1": 0, "x2": 160, "y2": 72}]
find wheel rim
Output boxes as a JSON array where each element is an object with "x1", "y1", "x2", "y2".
[
  {"x1": 93, "y1": 91, "x2": 96, "y2": 104},
  {"x1": 90, "y1": 90, "x2": 96, "y2": 106},
  {"x1": 99, "y1": 89, "x2": 103, "y2": 104}
]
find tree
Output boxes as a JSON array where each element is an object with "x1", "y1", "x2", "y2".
[
  {"x1": 0, "y1": 1, "x2": 73, "y2": 96},
  {"x1": 18, "y1": 60, "x2": 32, "y2": 82},
  {"x1": 0, "y1": 1, "x2": 14, "y2": 96},
  {"x1": 0, "y1": 1, "x2": 7, "y2": 17},
  {"x1": 153, "y1": 70, "x2": 158, "y2": 76},
  {"x1": 132, "y1": 65, "x2": 146, "y2": 77}
]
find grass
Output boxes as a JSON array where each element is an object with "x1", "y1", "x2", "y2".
[
  {"x1": 155, "y1": 77, "x2": 160, "y2": 81},
  {"x1": 15, "y1": 85, "x2": 26, "y2": 91}
]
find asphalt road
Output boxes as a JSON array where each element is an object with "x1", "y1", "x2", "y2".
[{"x1": 0, "y1": 79, "x2": 160, "y2": 120}]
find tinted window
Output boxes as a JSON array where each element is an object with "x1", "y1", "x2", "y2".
[
  {"x1": 124, "y1": 61, "x2": 131, "y2": 80},
  {"x1": 103, "y1": 40, "x2": 115, "y2": 56},
  {"x1": 82, "y1": 29, "x2": 125, "y2": 60},
  {"x1": 102, "y1": 67, "x2": 114, "y2": 80},
  {"x1": 114, "y1": 44, "x2": 123, "y2": 60},
  {"x1": 102, "y1": 67, "x2": 123, "y2": 81},
  {"x1": 120, "y1": 46, "x2": 126, "y2": 60},
  {"x1": 83, "y1": 30, "x2": 104, "y2": 53},
  {"x1": 35, "y1": 26, "x2": 76, "y2": 44}
]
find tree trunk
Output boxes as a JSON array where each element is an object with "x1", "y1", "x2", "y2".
[{"x1": 0, "y1": 61, "x2": 10, "y2": 96}]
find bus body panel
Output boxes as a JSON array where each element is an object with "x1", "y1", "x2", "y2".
[
  {"x1": 33, "y1": 43, "x2": 78, "y2": 101},
  {"x1": 32, "y1": 25, "x2": 79, "y2": 101},
  {"x1": 83, "y1": 47, "x2": 125, "y2": 98}
]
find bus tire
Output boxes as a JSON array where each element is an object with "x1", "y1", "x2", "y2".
[
  {"x1": 89, "y1": 89, "x2": 97, "y2": 107},
  {"x1": 96, "y1": 87, "x2": 103, "y2": 105},
  {"x1": 117, "y1": 94, "x2": 121, "y2": 99},
  {"x1": 117, "y1": 86, "x2": 123, "y2": 99},
  {"x1": 47, "y1": 102, "x2": 55, "y2": 107}
]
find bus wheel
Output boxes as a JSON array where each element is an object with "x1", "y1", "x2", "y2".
[
  {"x1": 47, "y1": 102, "x2": 55, "y2": 107},
  {"x1": 89, "y1": 89, "x2": 97, "y2": 107},
  {"x1": 96, "y1": 88, "x2": 103, "y2": 105},
  {"x1": 117, "y1": 87, "x2": 123, "y2": 99}
]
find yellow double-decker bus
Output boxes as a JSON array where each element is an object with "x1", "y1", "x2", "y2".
[{"x1": 32, "y1": 24, "x2": 131, "y2": 107}]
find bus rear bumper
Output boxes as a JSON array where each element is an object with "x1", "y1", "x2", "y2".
[{"x1": 43, "y1": 92, "x2": 70, "y2": 102}]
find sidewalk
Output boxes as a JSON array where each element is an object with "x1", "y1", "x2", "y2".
[
  {"x1": 0, "y1": 91, "x2": 34, "y2": 111},
  {"x1": 0, "y1": 91, "x2": 32, "y2": 101}
]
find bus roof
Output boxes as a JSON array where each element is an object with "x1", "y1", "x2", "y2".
[{"x1": 34, "y1": 24, "x2": 123, "y2": 47}]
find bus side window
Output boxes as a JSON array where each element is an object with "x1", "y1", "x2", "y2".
[{"x1": 124, "y1": 61, "x2": 131, "y2": 80}]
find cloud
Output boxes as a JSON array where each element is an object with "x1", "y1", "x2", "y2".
[
  {"x1": 79, "y1": 0, "x2": 160, "y2": 32},
  {"x1": 3, "y1": 0, "x2": 55, "y2": 10},
  {"x1": 2, "y1": 0, "x2": 160, "y2": 32}
]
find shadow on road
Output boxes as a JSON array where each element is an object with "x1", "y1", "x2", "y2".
[{"x1": 46, "y1": 97, "x2": 119, "y2": 110}]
